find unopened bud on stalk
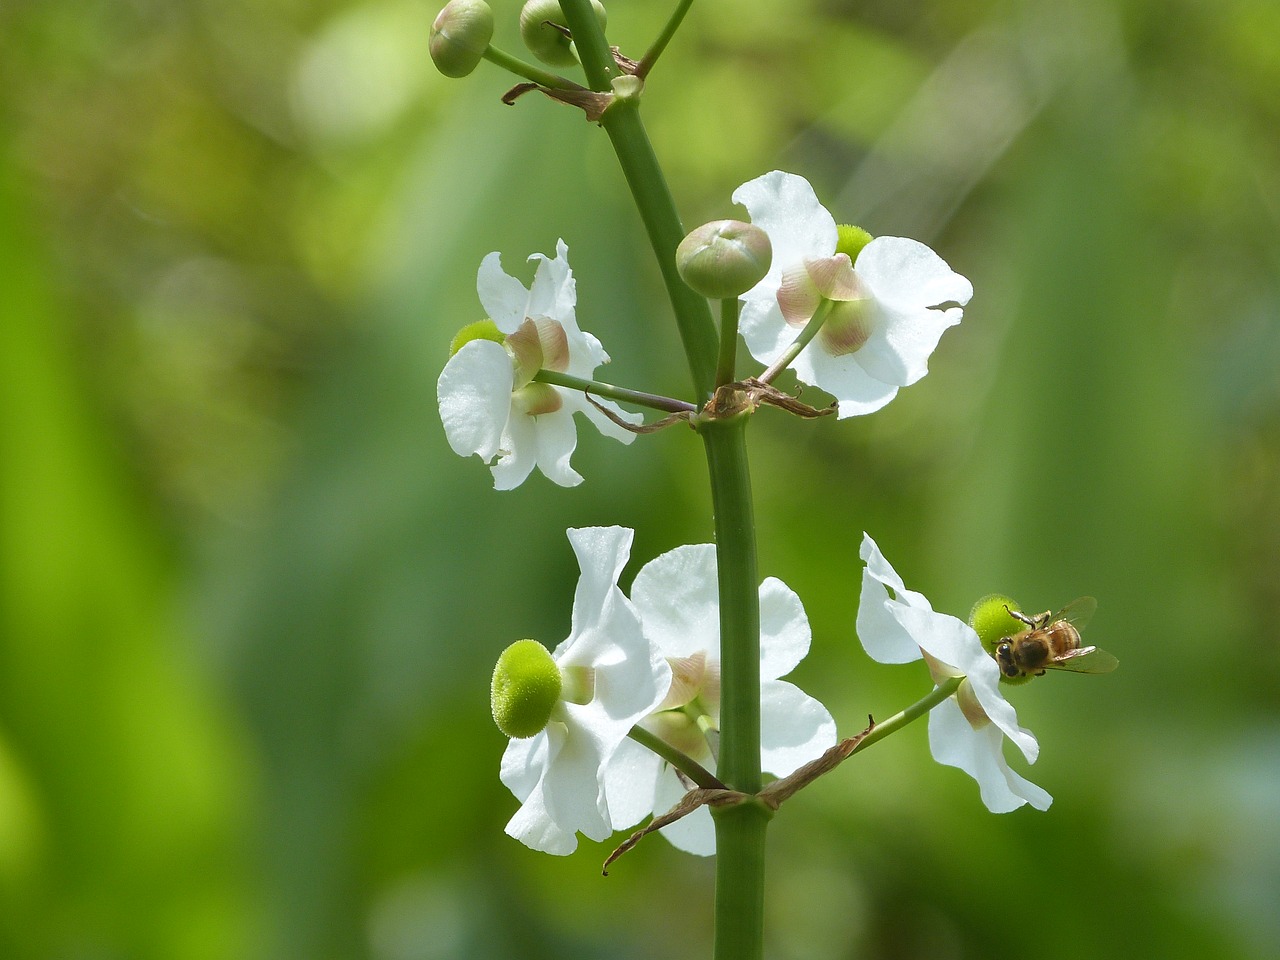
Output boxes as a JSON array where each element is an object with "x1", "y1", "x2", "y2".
[
  {"x1": 430, "y1": 0, "x2": 494, "y2": 78},
  {"x1": 491, "y1": 639, "x2": 563, "y2": 738},
  {"x1": 676, "y1": 220, "x2": 773, "y2": 299},
  {"x1": 520, "y1": 0, "x2": 607, "y2": 68}
]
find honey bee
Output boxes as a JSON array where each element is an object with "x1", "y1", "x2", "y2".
[{"x1": 995, "y1": 597, "x2": 1118, "y2": 679}]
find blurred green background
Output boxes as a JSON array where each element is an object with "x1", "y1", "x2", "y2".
[{"x1": 2, "y1": 0, "x2": 1278, "y2": 958}]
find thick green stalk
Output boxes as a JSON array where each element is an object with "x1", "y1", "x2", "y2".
[
  {"x1": 559, "y1": 5, "x2": 765, "y2": 956},
  {"x1": 558, "y1": 0, "x2": 719, "y2": 399},
  {"x1": 702, "y1": 415, "x2": 766, "y2": 960}
]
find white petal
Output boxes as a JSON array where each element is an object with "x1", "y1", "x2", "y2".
[
  {"x1": 857, "y1": 534, "x2": 929, "y2": 664},
  {"x1": 885, "y1": 605, "x2": 980, "y2": 679},
  {"x1": 564, "y1": 525, "x2": 634, "y2": 644},
  {"x1": 758, "y1": 577, "x2": 811, "y2": 681},
  {"x1": 489, "y1": 407, "x2": 539, "y2": 490},
  {"x1": 538, "y1": 716, "x2": 614, "y2": 843},
  {"x1": 500, "y1": 725, "x2": 581, "y2": 855},
  {"x1": 791, "y1": 344, "x2": 899, "y2": 419},
  {"x1": 566, "y1": 391, "x2": 642, "y2": 445},
  {"x1": 602, "y1": 736, "x2": 663, "y2": 830},
  {"x1": 630, "y1": 544, "x2": 722, "y2": 662},
  {"x1": 525, "y1": 239, "x2": 577, "y2": 331},
  {"x1": 563, "y1": 327, "x2": 610, "y2": 377},
  {"x1": 437, "y1": 340, "x2": 513, "y2": 462},
  {"x1": 505, "y1": 796, "x2": 577, "y2": 855},
  {"x1": 477, "y1": 251, "x2": 533, "y2": 334},
  {"x1": 852, "y1": 299, "x2": 961, "y2": 388},
  {"x1": 928, "y1": 697, "x2": 1051, "y2": 812},
  {"x1": 499, "y1": 731, "x2": 550, "y2": 803},
  {"x1": 961, "y1": 660, "x2": 1041, "y2": 764},
  {"x1": 532, "y1": 406, "x2": 583, "y2": 488},
  {"x1": 732, "y1": 171, "x2": 838, "y2": 299},
  {"x1": 653, "y1": 764, "x2": 716, "y2": 856},
  {"x1": 759, "y1": 679, "x2": 837, "y2": 777},
  {"x1": 856, "y1": 237, "x2": 972, "y2": 311},
  {"x1": 738, "y1": 298, "x2": 797, "y2": 367}
]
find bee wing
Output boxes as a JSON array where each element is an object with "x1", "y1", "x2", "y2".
[
  {"x1": 1053, "y1": 596, "x2": 1097, "y2": 633},
  {"x1": 1046, "y1": 645, "x2": 1118, "y2": 674}
]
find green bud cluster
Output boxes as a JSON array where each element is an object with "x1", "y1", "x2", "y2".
[{"x1": 491, "y1": 639, "x2": 563, "y2": 738}]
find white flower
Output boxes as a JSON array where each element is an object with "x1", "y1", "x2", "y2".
[
  {"x1": 437, "y1": 239, "x2": 641, "y2": 489},
  {"x1": 731, "y1": 171, "x2": 973, "y2": 418},
  {"x1": 856, "y1": 532, "x2": 1051, "y2": 812},
  {"x1": 499, "y1": 526, "x2": 672, "y2": 855},
  {"x1": 603, "y1": 543, "x2": 837, "y2": 855}
]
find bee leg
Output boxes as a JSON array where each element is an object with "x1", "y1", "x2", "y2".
[{"x1": 1005, "y1": 605, "x2": 1038, "y2": 628}]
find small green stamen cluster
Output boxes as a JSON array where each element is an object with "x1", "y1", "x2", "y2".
[
  {"x1": 492, "y1": 639, "x2": 563, "y2": 738},
  {"x1": 449, "y1": 318, "x2": 504, "y2": 357},
  {"x1": 836, "y1": 224, "x2": 873, "y2": 264},
  {"x1": 969, "y1": 594, "x2": 1035, "y2": 686}
]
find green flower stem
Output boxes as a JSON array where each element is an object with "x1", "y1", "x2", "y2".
[
  {"x1": 701, "y1": 414, "x2": 766, "y2": 960},
  {"x1": 757, "y1": 299, "x2": 835, "y2": 385},
  {"x1": 716, "y1": 298, "x2": 739, "y2": 388},
  {"x1": 481, "y1": 45, "x2": 580, "y2": 89},
  {"x1": 533, "y1": 369, "x2": 696, "y2": 414},
  {"x1": 852, "y1": 675, "x2": 965, "y2": 756},
  {"x1": 561, "y1": 4, "x2": 763, "y2": 956},
  {"x1": 637, "y1": 0, "x2": 698, "y2": 78},
  {"x1": 558, "y1": 0, "x2": 720, "y2": 399},
  {"x1": 627, "y1": 725, "x2": 723, "y2": 789}
]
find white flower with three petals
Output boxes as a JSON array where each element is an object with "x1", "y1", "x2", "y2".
[
  {"x1": 437, "y1": 239, "x2": 641, "y2": 489},
  {"x1": 732, "y1": 171, "x2": 973, "y2": 418},
  {"x1": 604, "y1": 543, "x2": 837, "y2": 855},
  {"x1": 499, "y1": 526, "x2": 673, "y2": 855},
  {"x1": 856, "y1": 532, "x2": 1051, "y2": 812}
]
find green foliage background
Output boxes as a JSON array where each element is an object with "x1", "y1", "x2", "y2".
[{"x1": 2, "y1": 1, "x2": 1278, "y2": 958}]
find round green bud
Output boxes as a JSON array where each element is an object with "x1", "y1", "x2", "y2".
[
  {"x1": 969, "y1": 593, "x2": 1024, "y2": 656},
  {"x1": 836, "y1": 224, "x2": 874, "y2": 264},
  {"x1": 519, "y1": 0, "x2": 606, "y2": 68},
  {"x1": 430, "y1": 0, "x2": 495, "y2": 79},
  {"x1": 491, "y1": 639, "x2": 562, "y2": 739},
  {"x1": 449, "y1": 318, "x2": 504, "y2": 357},
  {"x1": 676, "y1": 220, "x2": 773, "y2": 300}
]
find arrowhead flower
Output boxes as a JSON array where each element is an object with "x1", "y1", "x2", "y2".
[
  {"x1": 732, "y1": 171, "x2": 973, "y2": 418},
  {"x1": 604, "y1": 543, "x2": 837, "y2": 855},
  {"x1": 856, "y1": 533, "x2": 1051, "y2": 812},
  {"x1": 437, "y1": 239, "x2": 642, "y2": 489},
  {"x1": 498, "y1": 527, "x2": 672, "y2": 855}
]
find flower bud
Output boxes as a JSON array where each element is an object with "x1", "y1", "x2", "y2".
[
  {"x1": 836, "y1": 224, "x2": 873, "y2": 263},
  {"x1": 968, "y1": 593, "x2": 1024, "y2": 656},
  {"x1": 676, "y1": 220, "x2": 773, "y2": 300},
  {"x1": 491, "y1": 639, "x2": 562, "y2": 738},
  {"x1": 430, "y1": 0, "x2": 494, "y2": 79},
  {"x1": 519, "y1": 0, "x2": 607, "y2": 68},
  {"x1": 448, "y1": 318, "x2": 504, "y2": 357}
]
